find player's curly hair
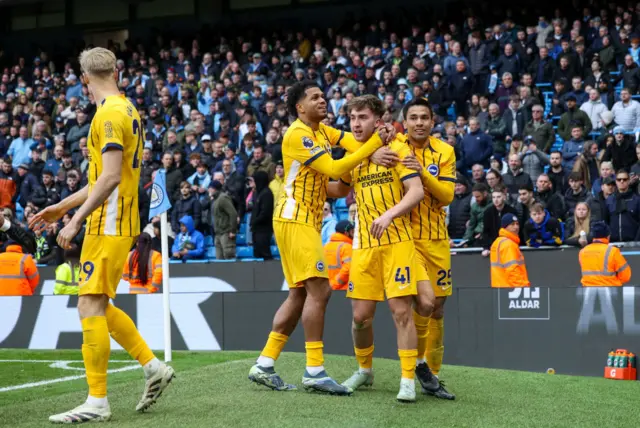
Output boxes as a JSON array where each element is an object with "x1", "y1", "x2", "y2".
[
  {"x1": 401, "y1": 97, "x2": 434, "y2": 120},
  {"x1": 286, "y1": 80, "x2": 321, "y2": 118}
]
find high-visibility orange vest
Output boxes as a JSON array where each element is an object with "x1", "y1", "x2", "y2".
[
  {"x1": 0, "y1": 245, "x2": 39, "y2": 296},
  {"x1": 122, "y1": 250, "x2": 162, "y2": 294},
  {"x1": 579, "y1": 238, "x2": 631, "y2": 286},
  {"x1": 323, "y1": 232, "x2": 352, "y2": 290},
  {"x1": 490, "y1": 229, "x2": 530, "y2": 288}
]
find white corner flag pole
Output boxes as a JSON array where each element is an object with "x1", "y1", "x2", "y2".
[{"x1": 160, "y1": 211, "x2": 172, "y2": 363}]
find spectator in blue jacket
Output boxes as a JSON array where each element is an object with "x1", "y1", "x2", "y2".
[
  {"x1": 561, "y1": 125, "x2": 585, "y2": 172},
  {"x1": 606, "y1": 169, "x2": 640, "y2": 242},
  {"x1": 171, "y1": 215, "x2": 205, "y2": 261},
  {"x1": 460, "y1": 117, "x2": 494, "y2": 171},
  {"x1": 7, "y1": 126, "x2": 33, "y2": 168}
]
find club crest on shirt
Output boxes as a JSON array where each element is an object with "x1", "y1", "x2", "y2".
[
  {"x1": 316, "y1": 261, "x2": 325, "y2": 272},
  {"x1": 427, "y1": 164, "x2": 440, "y2": 177},
  {"x1": 302, "y1": 136, "x2": 314, "y2": 148}
]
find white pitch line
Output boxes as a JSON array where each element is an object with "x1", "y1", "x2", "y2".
[
  {"x1": 0, "y1": 365, "x2": 139, "y2": 393},
  {"x1": 0, "y1": 360, "x2": 134, "y2": 363}
]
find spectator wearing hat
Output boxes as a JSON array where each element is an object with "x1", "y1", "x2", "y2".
[
  {"x1": 606, "y1": 169, "x2": 640, "y2": 242},
  {"x1": 557, "y1": 96, "x2": 592, "y2": 141},
  {"x1": 490, "y1": 213, "x2": 530, "y2": 288},
  {"x1": 324, "y1": 220, "x2": 354, "y2": 291},
  {"x1": 65, "y1": 74, "x2": 82, "y2": 99},
  {"x1": 448, "y1": 175, "x2": 473, "y2": 240},
  {"x1": 579, "y1": 221, "x2": 631, "y2": 286},
  {"x1": 611, "y1": 88, "x2": 640, "y2": 132},
  {"x1": 602, "y1": 127, "x2": 636, "y2": 172},
  {"x1": 520, "y1": 136, "x2": 549, "y2": 184},
  {"x1": 208, "y1": 180, "x2": 237, "y2": 260},
  {"x1": 561, "y1": 125, "x2": 586, "y2": 172},
  {"x1": 0, "y1": 158, "x2": 17, "y2": 210}
]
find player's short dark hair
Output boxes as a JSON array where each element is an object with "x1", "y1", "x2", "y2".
[
  {"x1": 346, "y1": 95, "x2": 385, "y2": 118},
  {"x1": 402, "y1": 97, "x2": 434, "y2": 120},
  {"x1": 472, "y1": 183, "x2": 489, "y2": 193},
  {"x1": 286, "y1": 80, "x2": 321, "y2": 118}
]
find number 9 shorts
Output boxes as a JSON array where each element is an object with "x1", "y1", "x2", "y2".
[
  {"x1": 79, "y1": 235, "x2": 136, "y2": 299},
  {"x1": 347, "y1": 240, "x2": 418, "y2": 302}
]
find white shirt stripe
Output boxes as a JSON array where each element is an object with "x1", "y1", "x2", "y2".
[{"x1": 103, "y1": 187, "x2": 120, "y2": 235}]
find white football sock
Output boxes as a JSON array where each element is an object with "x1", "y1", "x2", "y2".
[
  {"x1": 416, "y1": 357, "x2": 426, "y2": 366},
  {"x1": 143, "y1": 357, "x2": 162, "y2": 378},
  {"x1": 400, "y1": 377, "x2": 414, "y2": 389},
  {"x1": 86, "y1": 395, "x2": 108, "y2": 408},
  {"x1": 256, "y1": 355, "x2": 275, "y2": 368},
  {"x1": 306, "y1": 365, "x2": 325, "y2": 377},
  {"x1": 358, "y1": 367, "x2": 372, "y2": 374}
]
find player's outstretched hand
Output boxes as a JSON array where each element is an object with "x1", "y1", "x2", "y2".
[
  {"x1": 370, "y1": 213, "x2": 392, "y2": 240},
  {"x1": 371, "y1": 147, "x2": 400, "y2": 168},
  {"x1": 401, "y1": 155, "x2": 423, "y2": 174},
  {"x1": 29, "y1": 204, "x2": 66, "y2": 233},
  {"x1": 57, "y1": 220, "x2": 82, "y2": 250}
]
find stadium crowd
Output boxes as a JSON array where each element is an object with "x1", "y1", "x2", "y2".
[{"x1": 2, "y1": 3, "x2": 640, "y2": 265}]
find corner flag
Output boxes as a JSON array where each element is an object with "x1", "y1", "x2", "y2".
[{"x1": 149, "y1": 169, "x2": 172, "y2": 220}]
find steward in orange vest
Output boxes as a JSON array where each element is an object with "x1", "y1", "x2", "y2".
[
  {"x1": 122, "y1": 233, "x2": 162, "y2": 294},
  {"x1": 490, "y1": 214, "x2": 530, "y2": 288},
  {"x1": 324, "y1": 220, "x2": 354, "y2": 290},
  {"x1": 579, "y1": 221, "x2": 631, "y2": 286},
  {"x1": 0, "y1": 243, "x2": 39, "y2": 296}
]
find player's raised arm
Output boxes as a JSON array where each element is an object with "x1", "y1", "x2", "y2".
[
  {"x1": 322, "y1": 123, "x2": 395, "y2": 153},
  {"x1": 294, "y1": 128, "x2": 385, "y2": 180}
]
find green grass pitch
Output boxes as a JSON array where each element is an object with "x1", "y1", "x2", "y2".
[{"x1": 0, "y1": 349, "x2": 638, "y2": 427}]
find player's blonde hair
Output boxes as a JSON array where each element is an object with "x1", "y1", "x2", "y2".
[{"x1": 79, "y1": 47, "x2": 116, "y2": 78}]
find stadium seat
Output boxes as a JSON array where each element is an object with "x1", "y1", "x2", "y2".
[
  {"x1": 236, "y1": 246, "x2": 254, "y2": 258},
  {"x1": 335, "y1": 198, "x2": 347, "y2": 209},
  {"x1": 204, "y1": 235, "x2": 214, "y2": 247},
  {"x1": 186, "y1": 259, "x2": 208, "y2": 263},
  {"x1": 206, "y1": 247, "x2": 216, "y2": 258},
  {"x1": 239, "y1": 223, "x2": 247, "y2": 235},
  {"x1": 236, "y1": 234, "x2": 247, "y2": 245},
  {"x1": 271, "y1": 245, "x2": 280, "y2": 257},
  {"x1": 271, "y1": 235, "x2": 276, "y2": 245}
]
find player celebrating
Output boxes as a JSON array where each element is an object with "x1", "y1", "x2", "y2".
[
  {"x1": 248, "y1": 81, "x2": 388, "y2": 395},
  {"x1": 30, "y1": 48, "x2": 175, "y2": 423},
  {"x1": 328, "y1": 95, "x2": 424, "y2": 402},
  {"x1": 383, "y1": 98, "x2": 456, "y2": 399}
]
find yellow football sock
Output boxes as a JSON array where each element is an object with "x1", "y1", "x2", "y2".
[
  {"x1": 426, "y1": 317, "x2": 444, "y2": 375},
  {"x1": 305, "y1": 341, "x2": 324, "y2": 367},
  {"x1": 82, "y1": 316, "x2": 110, "y2": 398},
  {"x1": 105, "y1": 304, "x2": 155, "y2": 366},
  {"x1": 261, "y1": 331, "x2": 289, "y2": 361},
  {"x1": 354, "y1": 345, "x2": 374, "y2": 370},
  {"x1": 413, "y1": 310, "x2": 430, "y2": 361},
  {"x1": 398, "y1": 349, "x2": 418, "y2": 379}
]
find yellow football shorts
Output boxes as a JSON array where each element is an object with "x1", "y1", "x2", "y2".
[
  {"x1": 414, "y1": 239, "x2": 452, "y2": 297},
  {"x1": 79, "y1": 235, "x2": 135, "y2": 299},
  {"x1": 347, "y1": 240, "x2": 418, "y2": 302},
  {"x1": 274, "y1": 220, "x2": 328, "y2": 288}
]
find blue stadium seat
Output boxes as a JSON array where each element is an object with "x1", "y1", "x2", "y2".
[
  {"x1": 336, "y1": 210, "x2": 349, "y2": 221},
  {"x1": 271, "y1": 245, "x2": 280, "y2": 257},
  {"x1": 206, "y1": 247, "x2": 216, "y2": 258},
  {"x1": 236, "y1": 234, "x2": 247, "y2": 245},
  {"x1": 243, "y1": 213, "x2": 250, "y2": 223},
  {"x1": 271, "y1": 235, "x2": 276, "y2": 245},
  {"x1": 204, "y1": 235, "x2": 214, "y2": 247},
  {"x1": 236, "y1": 246, "x2": 254, "y2": 258},
  {"x1": 15, "y1": 204, "x2": 24, "y2": 222},
  {"x1": 239, "y1": 223, "x2": 247, "y2": 235},
  {"x1": 186, "y1": 259, "x2": 208, "y2": 263}
]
